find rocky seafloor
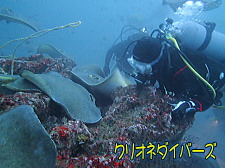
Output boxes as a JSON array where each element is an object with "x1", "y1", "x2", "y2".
[{"x1": 0, "y1": 55, "x2": 198, "y2": 168}]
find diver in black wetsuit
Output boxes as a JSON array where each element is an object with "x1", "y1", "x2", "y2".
[
  {"x1": 124, "y1": 20, "x2": 225, "y2": 119},
  {"x1": 103, "y1": 27, "x2": 148, "y2": 76}
]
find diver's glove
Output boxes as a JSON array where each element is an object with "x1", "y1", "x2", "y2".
[
  {"x1": 103, "y1": 65, "x2": 110, "y2": 76},
  {"x1": 169, "y1": 100, "x2": 199, "y2": 119}
]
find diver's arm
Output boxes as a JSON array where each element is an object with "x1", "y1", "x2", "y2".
[
  {"x1": 169, "y1": 89, "x2": 222, "y2": 120},
  {"x1": 190, "y1": 89, "x2": 223, "y2": 112},
  {"x1": 103, "y1": 41, "x2": 128, "y2": 75}
]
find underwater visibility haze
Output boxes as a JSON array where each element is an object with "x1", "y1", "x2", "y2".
[{"x1": 0, "y1": 0, "x2": 225, "y2": 167}]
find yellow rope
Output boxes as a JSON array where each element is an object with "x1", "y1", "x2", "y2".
[
  {"x1": 166, "y1": 35, "x2": 216, "y2": 99},
  {"x1": 0, "y1": 21, "x2": 81, "y2": 50},
  {"x1": 0, "y1": 21, "x2": 82, "y2": 75}
]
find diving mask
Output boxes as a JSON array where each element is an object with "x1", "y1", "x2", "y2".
[
  {"x1": 127, "y1": 56, "x2": 153, "y2": 75},
  {"x1": 127, "y1": 43, "x2": 165, "y2": 76}
]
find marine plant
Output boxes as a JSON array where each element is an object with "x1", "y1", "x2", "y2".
[{"x1": 0, "y1": 21, "x2": 81, "y2": 75}]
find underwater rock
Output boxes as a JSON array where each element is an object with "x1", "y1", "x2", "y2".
[
  {"x1": 49, "y1": 119, "x2": 135, "y2": 168},
  {"x1": 0, "y1": 54, "x2": 201, "y2": 167},
  {"x1": 0, "y1": 54, "x2": 76, "y2": 77},
  {"x1": 51, "y1": 85, "x2": 195, "y2": 167},
  {"x1": 0, "y1": 91, "x2": 51, "y2": 121},
  {"x1": 0, "y1": 105, "x2": 56, "y2": 168},
  {"x1": 85, "y1": 85, "x2": 194, "y2": 167},
  {"x1": 21, "y1": 70, "x2": 102, "y2": 123},
  {"x1": 89, "y1": 85, "x2": 193, "y2": 143},
  {"x1": 56, "y1": 153, "x2": 135, "y2": 168},
  {"x1": 50, "y1": 120, "x2": 93, "y2": 159}
]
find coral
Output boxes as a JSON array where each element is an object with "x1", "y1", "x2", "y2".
[
  {"x1": 0, "y1": 56, "x2": 195, "y2": 167},
  {"x1": 56, "y1": 154, "x2": 134, "y2": 168},
  {"x1": 50, "y1": 120, "x2": 93, "y2": 159},
  {"x1": 0, "y1": 21, "x2": 81, "y2": 75},
  {"x1": 0, "y1": 92, "x2": 50, "y2": 121},
  {"x1": 49, "y1": 120, "x2": 135, "y2": 167},
  {"x1": 0, "y1": 54, "x2": 76, "y2": 78},
  {"x1": 89, "y1": 85, "x2": 193, "y2": 144},
  {"x1": 48, "y1": 85, "x2": 194, "y2": 167},
  {"x1": 49, "y1": 119, "x2": 135, "y2": 167}
]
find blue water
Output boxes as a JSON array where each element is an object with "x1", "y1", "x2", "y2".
[{"x1": 0, "y1": 0, "x2": 223, "y2": 66}]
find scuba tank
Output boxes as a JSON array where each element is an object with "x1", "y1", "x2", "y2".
[{"x1": 171, "y1": 21, "x2": 225, "y2": 61}]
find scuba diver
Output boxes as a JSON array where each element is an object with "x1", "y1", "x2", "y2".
[
  {"x1": 120, "y1": 18, "x2": 225, "y2": 119},
  {"x1": 103, "y1": 25, "x2": 148, "y2": 75},
  {"x1": 162, "y1": 0, "x2": 222, "y2": 12}
]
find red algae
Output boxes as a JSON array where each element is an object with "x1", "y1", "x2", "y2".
[
  {"x1": 89, "y1": 85, "x2": 193, "y2": 143},
  {"x1": 0, "y1": 55, "x2": 195, "y2": 167},
  {"x1": 0, "y1": 92, "x2": 50, "y2": 120},
  {"x1": 48, "y1": 85, "x2": 194, "y2": 167},
  {"x1": 0, "y1": 54, "x2": 76, "y2": 78}
]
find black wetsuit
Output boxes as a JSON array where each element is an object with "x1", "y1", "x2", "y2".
[
  {"x1": 103, "y1": 40, "x2": 134, "y2": 75},
  {"x1": 151, "y1": 43, "x2": 225, "y2": 111},
  {"x1": 103, "y1": 33, "x2": 148, "y2": 75}
]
